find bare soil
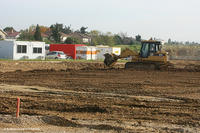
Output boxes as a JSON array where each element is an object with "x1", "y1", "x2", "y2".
[{"x1": 0, "y1": 60, "x2": 200, "y2": 132}]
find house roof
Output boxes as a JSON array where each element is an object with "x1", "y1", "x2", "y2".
[
  {"x1": 63, "y1": 32, "x2": 91, "y2": 39},
  {"x1": 73, "y1": 32, "x2": 91, "y2": 38},
  {"x1": 41, "y1": 33, "x2": 49, "y2": 38},
  {"x1": 28, "y1": 31, "x2": 49, "y2": 38},
  {"x1": 7, "y1": 32, "x2": 20, "y2": 37}
]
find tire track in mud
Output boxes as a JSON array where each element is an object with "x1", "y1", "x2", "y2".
[
  {"x1": 0, "y1": 68, "x2": 200, "y2": 131},
  {"x1": 0, "y1": 83, "x2": 199, "y2": 128}
]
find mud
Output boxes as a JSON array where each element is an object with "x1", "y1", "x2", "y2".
[
  {"x1": 0, "y1": 60, "x2": 200, "y2": 72},
  {"x1": 0, "y1": 60, "x2": 200, "y2": 132}
]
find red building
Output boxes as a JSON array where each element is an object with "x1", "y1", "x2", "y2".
[{"x1": 49, "y1": 44, "x2": 85, "y2": 59}]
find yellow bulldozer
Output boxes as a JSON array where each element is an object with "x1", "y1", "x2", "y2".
[{"x1": 104, "y1": 40, "x2": 172, "y2": 70}]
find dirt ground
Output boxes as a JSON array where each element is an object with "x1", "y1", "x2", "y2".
[{"x1": 0, "y1": 60, "x2": 200, "y2": 133}]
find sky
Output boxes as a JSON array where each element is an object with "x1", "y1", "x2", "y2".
[{"x1": 1, "y1": 0, "x2": 200, "y2": 42}]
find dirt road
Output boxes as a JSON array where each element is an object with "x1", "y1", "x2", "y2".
[{"x1": 0, "y1": 61, "x2": 200, "y2": 132}]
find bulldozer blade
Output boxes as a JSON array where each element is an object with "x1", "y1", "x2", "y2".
[{"x1": 104, "y1": 53, "x2": 119, "y2": 67}]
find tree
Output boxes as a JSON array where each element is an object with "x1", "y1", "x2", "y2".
[
  {"x1": 114, "y1": 35, "x2": 123, "y2": 45},
  {"x1": 3, "y1": 27, "x2": 15, "y2": 33},
  {"x1": 50, "y1": 23, "x2": 62, "y2": 43},
  {"x1": 29, "y1": 25, "x2": 36, "y2": 33},
  {"x1": 34, "y1": 24, "x2": 42, "y2": 41},
  {"x1": 118, "y1": 32, "x2": 128, "y2": 39},
  {"x1": 80, "y1": 26, "x2": 88, "y2": 34},
  {"x1": 168, "y1": 38, "x2": 172, "y2": 44},
  {"x1": 64, "y1": 37, "x2": 80, "y2": 44},
  {"x1": 65, "y1": 37, "x2": 73, "y2": 44},
  {"x1": 90, "y1": 30, "x2": 101, "y2": 45},
  {"x1": 122, "y1": 37, "x2": 134, "y2": 45},
  {"x1": 18, "y1": 30, "x2": 34, "y2": 41},
  {"x1": 135, "y1": 34, "x2": 141, "y2": 42},
  {"x1": 39, "y1": 26, "x2": 50, "y2": 33},
  {"x1": 100, "y1": 32, "x2": 115, "y2": 46},
  {"x1": 89, "y1": 30, "x2": 114, "y2": 46},
  {"x1": 63, "y1": 25, "x2": 72, "y2": 34}
]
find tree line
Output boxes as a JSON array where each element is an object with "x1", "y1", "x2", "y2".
[
  {"x1": 3, "y1": 24, "x2": 199, "y2": 46},
  {"x1": 3, "y1": 23, "x2": 142, "y2": 46},
  {"x1": 167, "y1": 38, "x2": 199, "y2": 45}
]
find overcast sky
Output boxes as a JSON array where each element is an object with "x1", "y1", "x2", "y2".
[{"x1": 1, "y1": 0, "x2": 200, "y2": 42}]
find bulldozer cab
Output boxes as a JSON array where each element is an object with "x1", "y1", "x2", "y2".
[{"x1": 140, "y1": 40, "x2": 161, "y2": 58}]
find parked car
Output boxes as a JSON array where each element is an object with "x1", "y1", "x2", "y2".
[{"x1": 46, "y1": 51, "x2": 68, "y2": 59}]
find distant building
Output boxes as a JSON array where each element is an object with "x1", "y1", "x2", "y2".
[
  {"x1": 60, "y1": 32, "x2": 91, "y2": 43},
  {"x1": 6, "y1": 32, "x2": 20, "y2": 40},
  {"x1": 41, "y1": 33, "x2": 49, "y2": 41},
  {"x1": 60, "y1": 32, "x2": 69, "y2": 42},
  {"x1": 0, "y1": 29, "x2": 7, "y2": 40},
  {"x1": 72, "y1": 32, "x2": 91, "y2": 44},
  {"x1": 0, "y1": 40, "x2": 45, "y2": 60}
]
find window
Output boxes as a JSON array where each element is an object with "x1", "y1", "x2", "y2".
[
  {"x1": 149, "y1": 44, "x2": 155, "y2": 52},
  {"x1": 141, "y1": 43, "x2": 149, "y2": 58},
  {"x1": 17, "y1": 45, "x2": 27, "y2": 53},
  {"x1": 58, "y1": 52, "x2": 64, "y2": 55},
  {"x1": 33, "y1": 47, "x2": 42, "y2": 54}
]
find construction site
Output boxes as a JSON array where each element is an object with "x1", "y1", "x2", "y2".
[
  {"x1": 0, "y1": 58, "x2": 199, "y2": 132},
  {"x1": 1, "y1": 0, "x2": 200, "y2": 132}
]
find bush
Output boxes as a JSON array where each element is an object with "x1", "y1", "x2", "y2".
[{"x1": 163, "y1": 44, "x2": 200, "y2": 57}]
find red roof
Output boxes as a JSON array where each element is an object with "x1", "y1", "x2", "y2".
[
  {"x1": 7, "y1": 32, "x2": 20, "y2": 37},
  {"x1": 41, "y1": 33, "x2": 48, "y2": 38}
]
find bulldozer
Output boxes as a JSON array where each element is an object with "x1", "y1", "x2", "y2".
[{"x1": 104, "y1": 40, "x2": 172, "y2": 70}]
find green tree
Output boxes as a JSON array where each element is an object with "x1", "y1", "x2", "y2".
[
  {"x1": 3, "y1": 27, "x2": 15, "y2": 33},
  {"x1": 90, "y1": 31, "x2": 115, "y2": 46},
  {"x1": 64, "y1": 37, "x2": 80, "y2": 44},
  {"x1": 168, "y1": 38, "x2": 172, "y2": 44},
  {"x1": 50, "y1": 23, "x2": 62, "y2": 43},
  {"x1": 135, "y1": 34, "x2": 141, "y2": 42},
  {"x1": 29, "y1": 25, "x2": 36, "y2": 33},
  {"x1": 34, "y1": 24, "x2": 42, "y2": 41},
  {"x1": 63, "y1": 25, "x2": 72, "y2": 34},
  {"x1": 114, "y1": 35, "x2": 123, "y2": 45},
  {"x1": 80, "y1": 26, "x2": 88, "y2": 34},
  {"x1": 18, "y1": 30, "x2": 34, "y2": 41},
  {"x1": 90, "y1": 30, "x2": 101, "y2": 45},
  {"x1": 100, "y1": 32, "x2": 114, "y2": 46},
  {"x1": 64, "y1": 37, "x2": 73, "y2": 44}
]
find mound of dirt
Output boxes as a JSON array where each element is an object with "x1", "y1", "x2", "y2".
[
  {"x1": 0, "y1": 61, "x2": 125, "y2": 72},
  {"x1": 41, "y1": 116, "x2": 79, "y2": 127},
  {"x1": 0, "y1": 60, "x2": 200, "y2": 72},
  {"x1": 0, "y1": 115, "x2": 124, "y2": 132},
  {"x1": 0, "y1": 115, "x2": 78, "y2": 127},
  {"x1": 0, "y1": 115, "x2": 43, "y2": 126}
]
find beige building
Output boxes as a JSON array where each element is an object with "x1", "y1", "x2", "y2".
[
  {"x1": 60, "y1": 32, "x2": 91, "y2": 43},
  {"x1": 0, "y1": 29, "x2": 7, "y2": 40}
]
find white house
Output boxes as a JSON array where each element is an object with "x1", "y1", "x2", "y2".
[{"x1": 0, "y1": 40, "x2": 45, "y2": 60}]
